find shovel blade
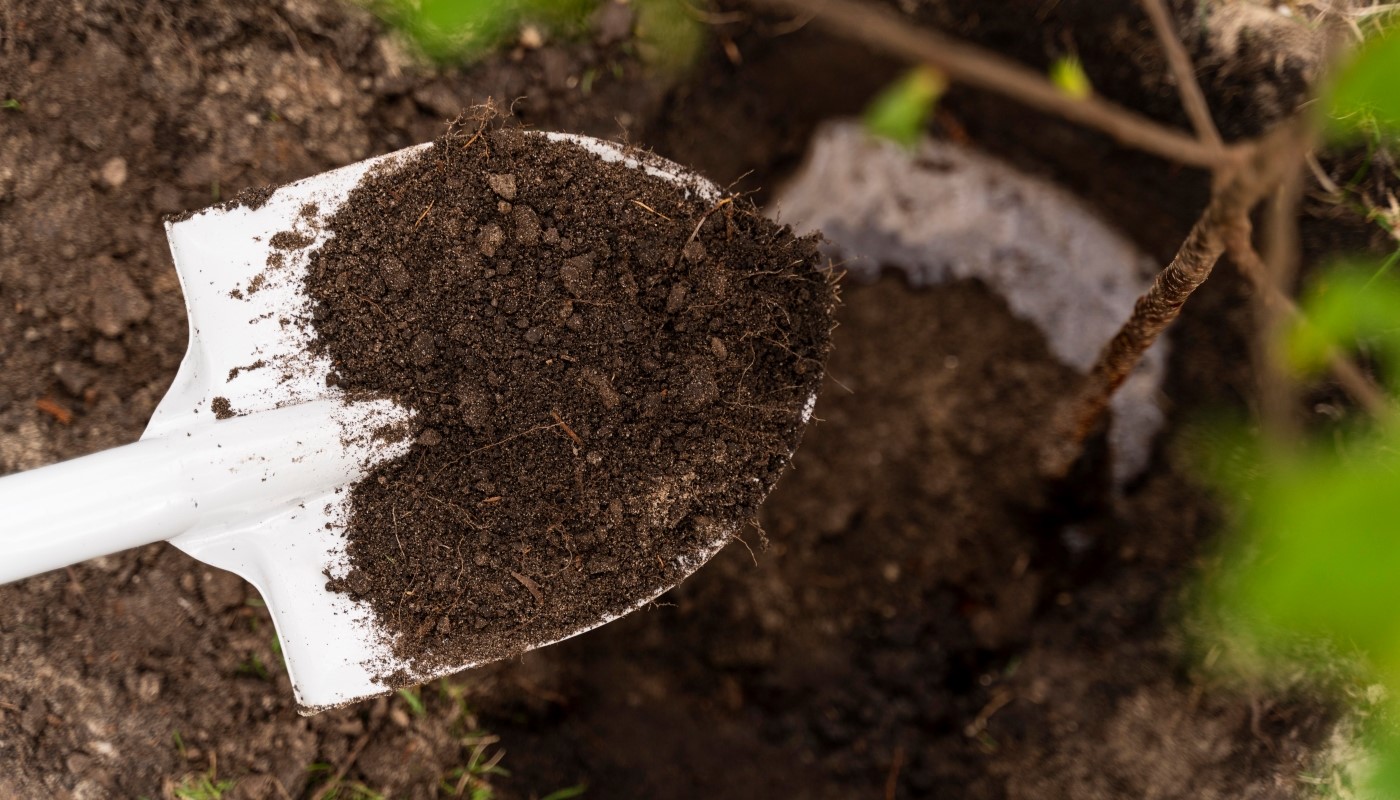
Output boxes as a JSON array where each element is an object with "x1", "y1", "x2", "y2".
[
  {"x1": 157, "y1": 146, "x2": 428, "y2": 711},
  {"x1": 155, "y1": 135, "x2": 736, "y2": 712}
]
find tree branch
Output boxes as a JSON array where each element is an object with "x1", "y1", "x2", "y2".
[
  {"x1": 750, "y1": 0, "x2": 1390, "y2": 474},
  {"x1": 748, "y1": 0, "x2": 1230, "y2": 169},
  {"x1": 1139, "y1": 0, "x2": 1224, "y2": 148},
  {"x1": 1039, "y1": 122, "x2": 1309, "y2": 478},
  {"x1": 1225, "y1": 219, "x2": 1392, "y2": 419}
]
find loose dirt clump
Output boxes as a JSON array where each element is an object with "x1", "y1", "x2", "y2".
[{"x1": 305, "y1": 121, "x2": 836, "y2": 673}]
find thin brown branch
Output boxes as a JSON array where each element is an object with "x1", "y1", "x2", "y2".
[
  {"x1": 1256, "y1": 166, "x2": 1305, "y2": 439},
  {"x1": 1138, "y1": 0, "x2": 1224, "y2": 149},
  {"x1": 1226, "y1": 215, "x2": 1392, "y2": 420},
  {"x1": 748, "y1": 0, "x2": 1229, "y2": 169},
  {"x1": 310, "y1": 725, "x2": 378, "y2": 800},
  {"x1": 1040, "y1": 120, "x2": 1310, "y2": 478}
]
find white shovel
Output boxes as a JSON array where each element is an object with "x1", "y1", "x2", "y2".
[{"x1": 0, "y1": 134, "x2": 740, "y2": 713}]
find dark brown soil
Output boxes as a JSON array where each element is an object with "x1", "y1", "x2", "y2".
[
  {"x1": 0, "y1": 0, "x2": 1368, "y2": 798},
  {"x1": 306, "y1": 123, "x2": 833, "y2": 671},
  {"x1": 480, "y1": 276, "x2": 1333, "y2": 799}
]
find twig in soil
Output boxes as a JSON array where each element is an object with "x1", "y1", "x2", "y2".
[
  {"x1": 884, "y1": 745, "x2": 905, "y2": 800},
  {"x1": 550, "y1": 410, "x2": 583, "y2": 445},
  {"x1": 731, "y1": 530, "x2": 759, "y2": 566},
  {"x1": 413, "y1": 199, "x2": 435, "y2": 231},
  {"x1": 510, "y1": 570, "x2": 544, "y2": 604},
  {"x1": 35, "y1": 396, "x2": 73, "y2": 425},
  {"x1": 1252, "y1": 170, "x2": 1306, "y2": 440},
  {"x1": 310, "y1": 726, "x2": 378, "y2": 800},
  {"x1": 1138, "y1": 0, "x2": 1224, "y2": 149},
  {"x1": 964, "y1": 688, "x2": 1015, "y2": 738},
  {"x1": 468, "y1": 422, "x2": 563, "y2": 455},
  {"x1": 631, "y1": 198, "x2": 673, "y2": 221},
  {"x1": 350, "y1": 292, "x2": 391, "y2": 323},
  {"x1": 746, "y1": 0, "x2": 1229, "y2": 168},
  {"x1": 685, "y1": 197, "x2": 734, "y2": 245}
]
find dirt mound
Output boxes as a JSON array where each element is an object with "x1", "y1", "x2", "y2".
[{"x1": 307, "y1": 123, "x2": 833, "y2": 673}]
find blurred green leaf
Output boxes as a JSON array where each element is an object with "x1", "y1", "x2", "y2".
[
  {"x1": 370, "y1": 0, "x2": 598, "y2": 62},
  {"x1": 1204, "y1": 261, "x2": 1400, "y2": 793},
  {"x1": 1215, "y1": 439, "x2": 1400, "y2": 667},
  {"x1": 1327, "y1": 24, "x2": 1400, "y2": 140},
  {"x1": 540, "y1": 785, "x2": 589, "y2": 800},
  {"x1": 1284, "y1": 266, "x2": 1400, "y2": 394},
  {"x1": 863, "y1": 66, "x2": 946, "y2": 147},
  {"x1": 633, "y1": 0, "x2": 703, "y2": 73},
  {"x1": 398, "y1": 685, "x2": 427, "y2": 716},
  {"x1": 1049, "y1": 56, "x2": 1092, "y2": 100}
]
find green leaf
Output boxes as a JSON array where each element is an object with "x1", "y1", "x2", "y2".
[
  {"x1": 1049, "y1": 56, "x2": 1092, "y2": 100},
  {"x1": 1216, "y1": 442, "x2": 1400, "y2": 666},
  {"x1": 397, "y1": 685, "x2": 427, "y2": 716},
  {"x1": 1285, "y1": 265, "x2": 1400, "y2": 395},
  {"x1": 633, "y1": 0, "x2": 704, "y2": 73},
  {"x1": 2, "y1": 98, "x2": 20, "y2": 111},
  {"x1": 541, "y1": 785, "x2": 588, "y2": 800},
  {"x1": 863, "y1": 66, "x2": 946, "y2": 148},
  {"x1": 370, "y1": 0, "x2": 598, "y2": 62},
  {"x1": 1327, "y1": 24, "x2": 1400, "y2": 139}
]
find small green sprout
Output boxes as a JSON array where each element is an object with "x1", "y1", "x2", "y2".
[
  {"x1": 398, "y1": 685, "x2": 427, "y2": 717},
  {"x1": 236, "y1": 653, "x2": 269, "y2": 681},
  {"x1": 2, "y1": 99, "x2": 21, "y2": 111},
  {"x1": 1327, "y1": 24, "x2": 1400, "y2": 140},
  {"x1": 540, "y1": 784, "x2": 589, "y2": 800},
  {"x1": 1049, "y1": 56, "x2": 1092, "y2": 100},
  {"x1": 863, "y1": 66, "x2": 947, "y2": 148},
  {"x1": 173, "y1": 765, "x2": 235, "y2": 800}
]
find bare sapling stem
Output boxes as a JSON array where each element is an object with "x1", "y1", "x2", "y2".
[{"x1": 1039, "y1": 122, "x2": 1310, "y2": 478}]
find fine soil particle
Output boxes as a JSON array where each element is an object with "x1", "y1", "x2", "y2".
[
  {"x1": 164, "y1": 185, "x2": 275, "y2": 223},
  {"x1": 210, "y1": 396, "x2": 235, "y2": 420},
  {"x1": 305, "y1": 123, "x2": 836, "y2": 673},
  {"x1": 269, "y1": 230, "x2": 315, "y2": 251},
  {"x1": 226, "y1": 359, "x2": 266, "y2": 382}
]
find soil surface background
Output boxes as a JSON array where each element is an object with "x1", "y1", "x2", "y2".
[{"x1": 1, "y1": 1, "x2": 1377, "y2": 798}]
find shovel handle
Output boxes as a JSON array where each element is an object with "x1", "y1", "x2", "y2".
[
  {"x1": 0, "y1": 399, "x2": 395, "y2": 585},
  {"x1": 0, "y1": 436, "x2": 195, "y2": 583}
]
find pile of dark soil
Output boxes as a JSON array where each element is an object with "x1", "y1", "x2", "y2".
[{"x1": 307, "y1": 121, "x2": 834, "y2": 671}]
